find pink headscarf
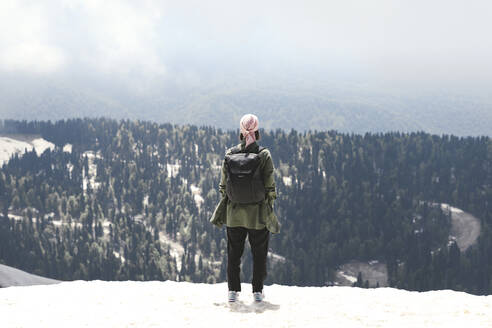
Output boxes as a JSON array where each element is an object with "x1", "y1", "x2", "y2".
[{"x1": 240, "y1": 114, "x2": 259, "y2": 148}]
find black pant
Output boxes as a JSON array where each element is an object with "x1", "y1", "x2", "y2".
[{"x1": 227, "y1": 227, "x2": 269, "y2": 293}]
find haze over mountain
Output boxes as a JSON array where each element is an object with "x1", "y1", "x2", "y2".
[{"x1": 1, "y1": 1, "x2": 491, "y2": 135}]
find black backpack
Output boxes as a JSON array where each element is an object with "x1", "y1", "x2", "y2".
[{"x1": 225, "y1": 146, "x2": 267, "y2": 204}]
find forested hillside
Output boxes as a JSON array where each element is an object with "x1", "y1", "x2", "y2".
[
  {"x1": 2, "y1": 76, "x2": 492, "y2": 137},
  {"x1": 0, "y1": 118, "x2": 491, "y2": 294}
]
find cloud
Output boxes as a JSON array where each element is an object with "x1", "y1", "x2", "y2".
[
  {"x1": 0, "y1": 0, "x2": 66, "y2": 74},
  {"x1": 63, "y1": 0, "x2": 166, "y2": 76},
  {"x1": 0, "y1": 42, "x2": 66, "y2": 74},
  {"x1": 0, "y1": 0, "x2": 166, "y2": 77},
  {"x1": 0, "y1": 0, "x2": 491, "y2": 92}
]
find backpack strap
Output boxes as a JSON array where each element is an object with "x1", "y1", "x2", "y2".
[
  {"x1": 228, "y1": 145, "x2": 267, "y2": 155},
  {"x1": 228, "y1": 145, "x2": 243, "y2": 155}
]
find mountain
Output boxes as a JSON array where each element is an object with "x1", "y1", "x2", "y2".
[
  {"x1": 0, "y1": 264, "x2": 59, "y2": 288},
  {"x1": 1, "y1": 281, "x2": 491, "y2": 327},
  {"x1": 0, "y1": 118, "x2": 491, "y2": 294},
  {"x1": 1, "y1": 74, "x2": 491, "y2": 136}
]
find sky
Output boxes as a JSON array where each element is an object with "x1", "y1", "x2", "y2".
[{"x1": 0, "y1": 0, "x2": 491, "y2": 94}]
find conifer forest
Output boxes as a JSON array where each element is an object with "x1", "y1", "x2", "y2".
[{"x1": 0, "y1": 118, "x2": 491, "y2": 294}]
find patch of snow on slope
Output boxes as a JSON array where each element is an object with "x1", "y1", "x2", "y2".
[
  {"x1": 63, "y1": 143, "x2": 72, "y2": 153},
  {"x1": 66, "y1": 163, "x2": 74, "y2": 178},
  {"x1": 166, "y1": 163, "x2": 180, "y2": 178},
  {"x1": 282, "y1": 176, "x2": 292, "y2": 186},
  {"x1": 102, "y1": 220, "x2": 112, "y2": 236},
  {"x1": 31, "y1": 138, "x2": 55, "y2": 156},
  {"x1": 82, "y1": 151, "x2": 101, "y2": 191},
  {"x1": 1, "y1": 281, "x2": 491, "y2": 327},
  {"x1": 338, "y1": 271, "x2": 358, "y2": 284},
  {"x1": 336, "y1": 261, "x2": 389, "y2": 287},
  {"x1": 268, "y1": 252, "x2": 286, "y2": 264},
  {"x1": 0, "y1": 264, "x2": 59, "y2": 288},
  {"x1": 7, "y1": 213, "x2": 24, "y2": 221},
  {"x1": 440, "y1": 203, "x2": 464, "y2": 214},
  {"x1": 0, "y1": 136, "x2": 54, "y2": 165},
  {"x1": 159, "y1": 232, "x2": 185, "y2": 272},
  {"x1": 51, "y1": 220, "x2": 82, "y2": 229},
  {"x1": 113, "y1": 251, "x2": 126, "y2": 263},
  {"x1": 190, "y1": 184, "x2": 204, "y2": 209},
  {"x1": 0, "y1": 137, "x2": 32, "y2": 165}
]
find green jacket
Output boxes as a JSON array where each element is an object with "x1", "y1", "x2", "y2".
[{"x1": 210, "y1": 140, "x2": 280, "y2": 233}]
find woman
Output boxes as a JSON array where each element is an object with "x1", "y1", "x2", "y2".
[{"x1": 210, "y1": 114, "x2": 279, "y2": 303}]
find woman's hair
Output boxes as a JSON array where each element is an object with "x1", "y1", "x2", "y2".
[{"x1": 240, "y1": 130, "x2": 260, "y2": 141}]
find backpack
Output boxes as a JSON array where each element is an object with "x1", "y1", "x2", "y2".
[{"x1": 224, "y1": 145, "x2": 267, "y2": 204}]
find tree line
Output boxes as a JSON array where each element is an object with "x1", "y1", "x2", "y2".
[{"x1": 0, "y1": 118, "x2": 491, "y2": 294}]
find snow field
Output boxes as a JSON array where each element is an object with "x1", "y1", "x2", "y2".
[
  {"x1": 1, "y1": 281, "x2": 491, "y2": 328},
  {"x1": 0, "y1": 138, "x2": 32, "y2": 165},
  {"x1": 0, "y1": 137, "x2": 54, "y2": 165},
  {"x1": 31, "y1": 138, "x2": 55, "y2": 156}
]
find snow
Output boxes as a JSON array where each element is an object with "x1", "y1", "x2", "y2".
[
  {"x1": 190, "y1": 184, "x2": 204, "y2": 209},
  {"x1": 66, "y1": 162, "x2": 74, "y2": 176},
  {"x1": 51, "y1": 220, "x2": 82, "y2": 229},
  {"x1": 31, "y1": 138, "x2": 55, "y2": 156},
  {"x1": 0, "y1": 137, "x2": 32, "y2": 164},
  {"x1": 166, "y1": 163, "x2": 180, "y2": 178},
  {"x1": 338, "y1": 271, "x2": 358, "y2": 284},
  {"x1": 282, "y1": 176, "x2": 292, "y2": 186},
  {"x1": 441, "y1": 203, "x2": 464, "y2": 214},
  {"x1": 113, "y1": 251, "x2": 126, "y2": 263},
  {"x1": 268, "y1": 252, "x2": 286, "y2": 264},
  {"x1": 62, "y1": 143, "x2": 72, "y2": 153},
  {"x1": 102, "y1": 220, "x2": 112, "y2": 236},
  {"x1": 336, "y1": 261, "x2": 389, "y2": 287},
  {"x1": 82, "y1": 151, "x2": 101, "y2": 191},
  {"x1": 44, "y1": 212, "x2": 55, "y2": 219},
  {"x1": 7, "y1": 214, "x2": 24, "y2": 221},
  {"x1": 0, "y1": 264, "x2": 59, "y2": 288},
  {"x1": 1, "y1": 281, "x2": 491, "y2": 327},
  {"x1": 0, "y1": 136, "x2": 54, "y2": 165},
  {"x1": 159, "y1": 232, "x2": 185, "y2": 271}
]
